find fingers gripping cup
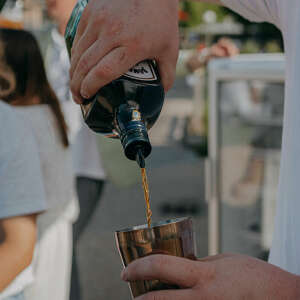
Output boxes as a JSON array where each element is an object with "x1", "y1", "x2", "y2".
[{"x1": 115, "y1": 217, "x2": 196, "y2": 298}]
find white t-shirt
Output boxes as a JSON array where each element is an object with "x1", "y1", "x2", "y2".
[
  {"x1": 15, "y1": 105, "x2": 79, "y2": 236},
  {"x1": 15, "y1": 105, "x2": 78, "y2": 300},
  {"x1": 0, "y1": 102, "x2": 46, "y2": 298},
  {"x1": 221, "y1": 0, "x2": 300, "y2": 275}
]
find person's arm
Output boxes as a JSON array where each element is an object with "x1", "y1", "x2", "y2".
[
  {"x1": 186, "y1": 38, "x2": 239, "y2": 72},
  {"x1": 69, "y1": 0, "x2": 222, "y2": 104},
  {"x1": 0, "y1": 214, "x2": 37, "y2": 292},
  {"x1": 121, "y1": 254, "x2": 300, "y2": 300}
]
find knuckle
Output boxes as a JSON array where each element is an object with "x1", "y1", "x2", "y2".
[
  {"x1": 106, "y1": 20, "x2": 124, "y2": 37},
  {"x1": 144, "y1": 255, "x2": 156, "y2": 269},
  {"x1": 93, "y1": 7, "x2": 107, "y2": 26},
  {"x1": 77, "y1": 55, "x2": 90, "y2": 74},
  {"x1": 151, "y1": 255, "x2": 168, "y2": 271},
  {"x1": 127, "y1": 35, "x2": 148, "y2": 56},
  {"x1": 94, "y1": 64, "x2": 113, "y2": 81},
  {"x1": 116, "y1": 48, "x2": 128, "y2": 64}
]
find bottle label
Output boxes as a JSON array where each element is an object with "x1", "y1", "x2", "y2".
[
  {"x1": 124, "y1": 61, "x2": 157, "y2": 81},
  {"x1": 132, "y1": 110, "x2": 141, "y2": 121}
]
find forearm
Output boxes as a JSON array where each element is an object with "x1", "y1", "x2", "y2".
[
  {"x1": 0, "y1": 215, "x2": 37, "y2": 292},
  {"x1": 0, "y1": 241, "x2": 35, "y2": 291}
]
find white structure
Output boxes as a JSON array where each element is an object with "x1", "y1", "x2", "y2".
[{"x1": 207, "y1": 54, "x2": 285, "y2": 256}]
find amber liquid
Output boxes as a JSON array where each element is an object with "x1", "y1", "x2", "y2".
[{"x1": 141, "y1": 168, "x2": 152, "y2": 228}]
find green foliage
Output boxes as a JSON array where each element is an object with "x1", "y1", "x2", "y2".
[
  {"x1": 240, "y1": 40, "x2": 260, "y2": 54},
  {"x1": 222, "y1": 7, "x2": 282, "y2": 44},
  {"x1": 179, "y1": 1, "x2": 227, "y2": 27},
  {"x1": 179, "y1": 3, "x2": 281, "y2": 39},
  {"x1": 179, "y1": 2, "x2": 283, "y2": 52}
]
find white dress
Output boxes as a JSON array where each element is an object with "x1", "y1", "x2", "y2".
[{"x1": 15, "y1": 105, "x2": 79, "y2": 300}]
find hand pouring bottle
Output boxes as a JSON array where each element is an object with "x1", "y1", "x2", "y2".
[{"x1": 65, "y1": 0, "x2": 165, "y2": 168}]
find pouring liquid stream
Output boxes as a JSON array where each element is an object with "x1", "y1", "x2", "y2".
[{"x1": 141, "y1": 167, "x2": 152, "y2": 228}]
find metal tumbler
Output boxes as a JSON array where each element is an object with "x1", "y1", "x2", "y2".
[{"x1": 115, "y1": 217, "x2": 196, "y2": 298}]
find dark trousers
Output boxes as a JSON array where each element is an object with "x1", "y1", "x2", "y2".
[{"x1": 70, "y1": 177, "x2": 105, "y2": 300}]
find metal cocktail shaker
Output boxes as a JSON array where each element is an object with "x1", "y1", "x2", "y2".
[{"x1": 115, "y1": 217, "x2": 197, "y2": 298}]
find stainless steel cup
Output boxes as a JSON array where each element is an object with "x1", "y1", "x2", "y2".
[{"x1": 115, "y1": 217, "x2": 196, "y2": 298}]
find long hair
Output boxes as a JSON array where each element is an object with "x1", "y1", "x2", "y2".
[{"x1": 0, "y1": 28, "x2": 69, "y2": 147}]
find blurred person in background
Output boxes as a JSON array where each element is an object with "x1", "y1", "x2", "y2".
[
  {"x1": 68, "y1": 0, "x2": 300, "y2": 299},
  {"x1": 43, "y1": 1, "x2": 107, "y2": 300},
  {"x1": 185, "y1": 37, "x2": 239, "y2": 143},
  {"x1": 0, "y1": 103, "x2": 46, "y2": 300},
  {"x1": 0, "y1": 102, "x2": 46, "y2": 300},
  {"x1": 0, "y1": 51, "x2": 46, "y2": 300},
  {"x1": 0, "y1": 28, "x2": 78, "y2": 300},
  {"x1": 186, "y1": 38, "x2": 239, "y2": 72}
]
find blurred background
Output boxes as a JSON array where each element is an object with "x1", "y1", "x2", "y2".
[{"x1": 1, "y1": 1, "x2": 284, "y2": 299}]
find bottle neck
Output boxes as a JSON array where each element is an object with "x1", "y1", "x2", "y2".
[{"x1": 116, "y1": 104, "x2": 152, "y2": 164}]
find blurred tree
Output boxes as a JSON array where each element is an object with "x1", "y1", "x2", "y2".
[
  {"x1": 222, "y1": 7, "x2": 283, "y2": 50},
  {"x1": 179, "y1": 1, "x2": 226, "y2": 27},
  {"x1": 179, "y1": 2, "x2": 283, "y2": 51}
]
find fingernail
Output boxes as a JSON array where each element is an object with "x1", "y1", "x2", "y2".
[
  {"x1": 80, "y1": 89, "x2": 89, "y2": 99},
  {"x1": 121, "y1": 268, "x2": 128, "y2": 281}
]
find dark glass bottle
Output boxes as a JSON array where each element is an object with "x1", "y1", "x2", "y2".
[
  {"x1": 0, "y1": 0, "x2": 6, "y2": 12},
  {"x1": 65, "y1": 0, "x2": 165, "y2": 167}
]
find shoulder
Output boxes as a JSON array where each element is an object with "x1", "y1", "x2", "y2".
[
  {"x1": 13, "y1": 105, "x2": 69, "y2": 155},
  {"x1": 13, "y1": 105, "x2": 56, "y2": 142},
  {"x1": 0, "y1": 102, "x2": 40, "y2": 166},
  {"x1": 0, "y1": 102, "x2": 31, "y2": 144},
  {"x1": 0, "y1": 101, "x2": 16, "y2": 122}
]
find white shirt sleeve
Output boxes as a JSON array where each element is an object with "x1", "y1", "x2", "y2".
[{"x1": 221, "y1": 0, "x2": 280, "y2": 28}]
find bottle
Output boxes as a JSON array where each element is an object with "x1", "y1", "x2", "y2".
[
  {"x1": 0, "y1": 0, "x2": 6, "y2": 12},
  {"x1": 65, "y1": 0, "x2": 165, "y2": 168}
]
